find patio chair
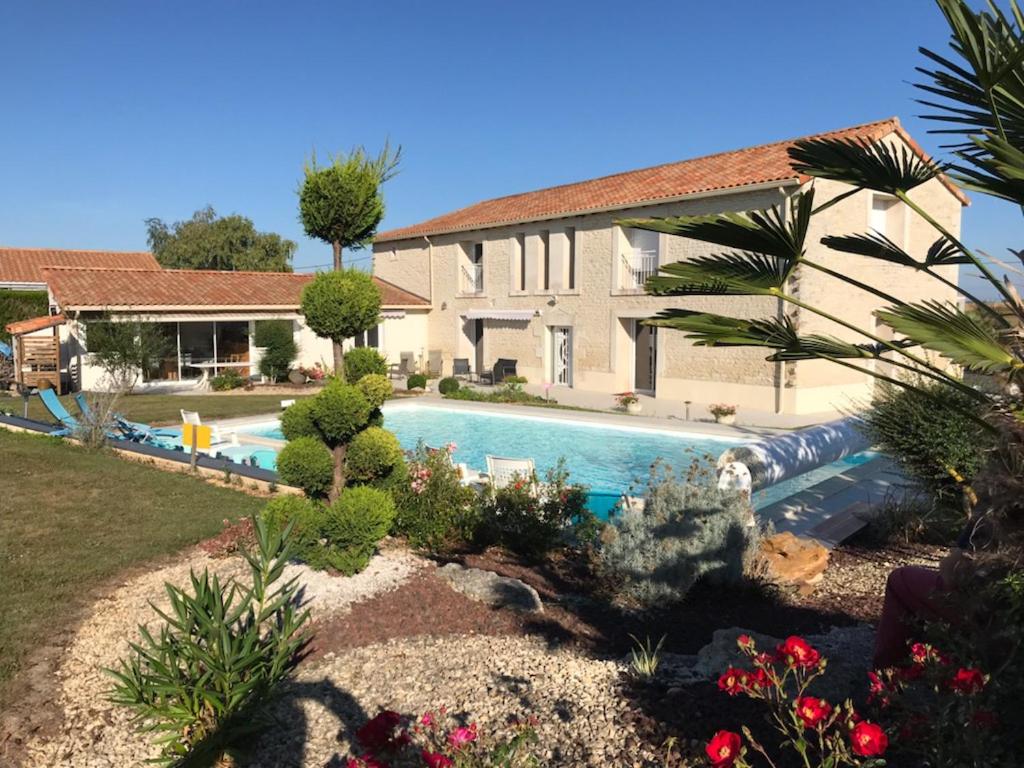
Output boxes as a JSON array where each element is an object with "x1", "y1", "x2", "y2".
[
  {"x1": 73, "y1": 392, "x2": 179, "y2": 443},
  {"x1": 180, "y1": 409, "x2": 239, "y2": 448},
  {"x1": 452, "y1": 358, "x2": 471, "y2": 380},
  {"x1": 427, "y1": 349, "x2": 443, "y2": 378},
  {"x1": 478, "y1": 358, "x2": 518, "y2": 386},
  {"x1": 425, "y1": 443, "x2": 484, "y2": 486},
  {"x1": 389, "y1": 351, "x2": 415, "y2": 380},
  {"x1": 484, "y1": 455, "x2": 536, "y2": 490}
]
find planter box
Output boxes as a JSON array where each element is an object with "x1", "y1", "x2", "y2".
[
  {"x1": 626, "y1": 401, "x2": 643, "y2": 415},
  {"x1": 714, "y1": 413, "x2": 737, "y2": 425}
]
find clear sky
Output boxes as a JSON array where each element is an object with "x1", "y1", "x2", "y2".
[{"x1": 0, "y1": 0, "x2": 1015, "y2": 296}]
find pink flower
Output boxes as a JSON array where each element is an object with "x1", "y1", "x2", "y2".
[
  {"x1": 421, "y1": 751, "x2": 453, "y2": 768},
  {"x1": 447, "y1": 724, "x2": 477, "y2": 749},
  {"x1": 419, "y1": 711, "x2": 435, "y2": 728}
]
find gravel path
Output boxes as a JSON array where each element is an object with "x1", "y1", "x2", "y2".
[{"x1": 18, "y1": 546, "x2": 425, "y2": 767}]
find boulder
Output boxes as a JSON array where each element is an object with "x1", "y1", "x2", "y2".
[
  {"x1": 437, "y1": 563, "x2": 544, "y2": 613},
  {"x1": 758, "y1": 531, "x2": 829, "y2": 591}
]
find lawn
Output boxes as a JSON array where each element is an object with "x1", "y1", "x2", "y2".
[
  {"x1": 0, "y1": 428, "x2": 266, "y2": 706},
  {"x1": 2, "y1": 391, "x2": 311, "y2": 427}
]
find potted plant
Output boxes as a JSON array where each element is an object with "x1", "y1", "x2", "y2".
[
  {"x1": 615, "y1": 391, "x2": 642, "y2": 415},
  {"x1": 709, "y1": 403, "x2": 737, "y2": 425}
]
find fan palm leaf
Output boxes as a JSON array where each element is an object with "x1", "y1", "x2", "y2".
[
  {"x1": 788, "y1": 136, "x2": 941, "y2": 195},
  {"x1": 645, "y1": 252, "x2": 791, "y2": 296},
  {"x1": 876, "y1": 300, "x2": 1024, "y2": 374},
  {"x1": 925, "y1": 236, "x2": 973, "y2": 266},
  {"x1": 953, "y1": 131, "x2": 1024, "y2": 205},
  {"x1": 821, "y1": 233, "x2": 920, "y2": 267},
  {"x1": 618, "y1": 189, "x2": 812, "y2": 262}
]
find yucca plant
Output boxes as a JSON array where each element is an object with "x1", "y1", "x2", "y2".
[
  {"x1": 628, "y1": 633, "x2": 667, "y2": 681},
  {"x1": 619, "y1": 0, "x2": 1024, "y2": 511},
  {"x1": 106, "y1": 515, "x2": 310, "y2": 767}
]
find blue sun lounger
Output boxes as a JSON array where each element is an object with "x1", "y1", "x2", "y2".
[
  {"x1": 38, "y1": 388, "x2": 107, "y2": 438},
  {"x1": 72, "y1": 392, "x2": 179, "y2": 444}
]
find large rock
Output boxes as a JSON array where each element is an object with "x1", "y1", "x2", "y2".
[
  {"x1": 693, "y1": 625, "x2": 876, "y2": 701},
  {"x1": 758, "y1": 532, "x2": 829, "y2": 591},
  {"x1": 437, "y1": 563, "x2": 544, "y2": 613}
]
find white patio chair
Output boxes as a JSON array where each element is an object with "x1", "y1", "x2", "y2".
[
  {"x1": 484, "y1": 455, "x2": 536, "y2": 490},
  {"x1": 180, "y1": 409, "x2": 239, "y2": 450},
  {"x1": 425, "y1": 444, "x2": 483, "y2": 486}
]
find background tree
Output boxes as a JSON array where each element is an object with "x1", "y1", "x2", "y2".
[
  {"x1": 297, "y1": 144, "x2": 401, "y2": 270},
  {"x1": 146, "y1": 206, "x2": 297, "y2": 272},
  {"x1": 300, "y1": 269, "x2": 381, "y2": 375},
  {"x1": 253, "y1": 320, "x2": 297, "y2": 381},
  {"x1": 85, "y1": 317, "x2": 173, "y2": 393}
]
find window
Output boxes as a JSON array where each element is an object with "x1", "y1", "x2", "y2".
[
  {"x1": 565, "y1": 227, "x2": 576, "y2": 290},
  {"x1": 541, "y1": 230, "x2": 550, "y2": 291},
  {"x1": 623, "y1": 228, "x2": 660, "y2": 289},
  {"x1": 353, "y1": 325, "x2": 380, "y2": 349},
  {"x1": 461, "y1": 241, "x2": 484, "y2": 294},
  {"x1": 517, "y1": 233, "x2": 526, "y2": 291}
]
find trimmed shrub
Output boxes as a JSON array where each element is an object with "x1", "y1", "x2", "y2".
[
  {"x1": 438, "y1": 376, "x2": 460, "y2": 395},
  {"x1": 0, "y1": 290, "x2": 48, "y2": 343},
  {"x1": 254, "y1": 320, "x2": 296, "y2": 381},
  {"x1": 478, "y1": 459, "x2": 591, "y2": 559},
  {"x1": 443, "y1": 387, "x2": 550, "y2": 405},
  {"x1": 393, "y1": 443, "x2": 480, "y2": 552},
  {"x1": 210, "y1": 369, "x2": 244, "y2": 391},
  {"x1": 407, "y1": 373, "x2": 427, "y2": 390},
  {"x1": 859, "y1": 379, "x2": 991, "y2": 538},
  {"x1": 356, "y1": 373, "x2": 392, "y2": 408},
  {"x1": 346, "y1": 426, "x2": 402, "y2": 483},
  {"x1": 320, "y1": 486, "x2": 396, "y2": 575},
  {"x1": 310, "y1": 379, "x2": 372, "y2": 444},
  {"x1": 598, "y1": 462, "x2": 759, "y2": 607},
  {"x1": 300, "y1": 269, "x2": 381, "y2": 349},
  {"x1": 279, "y1": 397, "x2": 318, "y2": 441},
  {"x1": 260, "y1": 494, "x2": 324, "y2": 561},
  {"x1": 276, "y1": 436, "x2": 334, "y2": 498},
  {"x1": 344, "y1": 347, "x2": 388, "y2": 383}
]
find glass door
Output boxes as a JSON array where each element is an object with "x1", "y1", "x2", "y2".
[
  {"x1": 633, "y1": 321, "x2": 657, "y2": 394},
  {"x1": 551, "y1": 326, "x2": 572, "y2": 386}
]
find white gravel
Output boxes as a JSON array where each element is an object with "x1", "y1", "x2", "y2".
[{"x1": 18, "y1": 546, "x2": 427, "y2": 767}]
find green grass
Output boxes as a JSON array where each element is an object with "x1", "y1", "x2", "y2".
[
  {"x1": 0, "y1": 429, "x2": 266, "y2": 705},
  {"x1": 1, "y1": 391, "x2": 311, "y2": 427}
]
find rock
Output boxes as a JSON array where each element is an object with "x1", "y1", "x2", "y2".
[
  {"x1": 693, "y1": 627, "x2": 780, "y2": 679},
  {"x1": 757, "y1": 531, "x2": 829, "y2": 590},
  {"x1": 436, "y1": 562, "x2": 544, "y2": 613}
]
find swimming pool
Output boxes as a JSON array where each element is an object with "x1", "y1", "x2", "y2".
[{"x1": 236, "y1": 403, "x2": 875, "y2": 513}]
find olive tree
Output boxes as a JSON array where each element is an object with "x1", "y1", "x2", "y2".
[
  {"x1": 300, "y1": 268, "x2": 381, "y2": 375},
  {"x1": 298, "y1": 144, "x2": 401, "y2": 270}
]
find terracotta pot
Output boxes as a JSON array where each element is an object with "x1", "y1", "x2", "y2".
[{"x1": 626, "y1": 401, "x2": 643, "y2": 415}]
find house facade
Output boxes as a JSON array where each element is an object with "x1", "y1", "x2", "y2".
[
  {"x1": 1, "y1": 248, "x2": 430, "y2": 391},
  {"x1": 372, "y1": 118, "x2": 967, "y2": 416}
]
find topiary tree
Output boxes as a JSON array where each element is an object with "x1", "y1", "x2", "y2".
[
  {"x1": 254, "y1": 320, "x2": 297, "y2": 381},
  {"x1": 300, "y1": 269, "x2": 381, "y2": 375},
  {"x1": 356, "y1": 373, "x2": 393, "y2": 408},
  {"x1": 275, "y1": 377, "x2": 400, "y2": 502},
  {"x1": 346, "y1": 426, "x2": 403, "y2": 483},
  {"x1": 344, "y1": 346, "x2": 387, "y2": 383},
  {"x1": 319, "y1": 486, "x2": 396, "y2": 575},
  {"x1": 297, "y1": 145, "x2": 401, "y2": 271}
]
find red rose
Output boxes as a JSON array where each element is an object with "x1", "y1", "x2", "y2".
[
  {"x1": 705, "y1": 730, "x2": 742, "y2": 767},
  {"x1": 795, "y1": 696, "x2": 832, "y2": 728},
  {"x1": 347, "y1": 755, "x2": 388, "y2": 768},
  {"x1": 421, "y1": 751, "x2": 454, "y2": 768},
  {"x1": 357, "y1": 710, "x2": 403, "y2": 751},
  {"x1": 746, "y1": 667, "x2": 769, "y2": 689},
  {"x1": 717, "y1": 667, "x2": 749, "y2": 696},
  {"x1": 867, "y1": 671, "x2": 890, "y2": 707},
  {"x1": 850, "y1": 721, "x2": 888, "y2": 757},
  {"x1": 949, "y1": 667, "x2": 986, "y2": 695},
  {"x1": 777, "y1": 636, "x2": 820, "y2": 668}
]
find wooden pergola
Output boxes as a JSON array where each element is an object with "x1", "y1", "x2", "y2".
[{"x1": 4, "y1": 314, "x2": 65, "y2": 394}]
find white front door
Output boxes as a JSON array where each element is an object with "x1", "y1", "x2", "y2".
[{"x1": 551, "y1": 326, "x2": 572, "y2": 386}]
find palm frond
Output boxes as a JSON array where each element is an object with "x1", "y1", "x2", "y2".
[
  {"x1": 950, "y1": 131, "x2": 1024, "y2": 206},
  {"x1": 876, "y1": 300, "x2": 1024, "y2": 374},
  {"x1": 821, "y1": 233, "x2": 919, "y2": 267},
  {"x1": 618, "y1": 190, "x2": 812, "y2": 262},
  {"x1": 788, "y1": 137, "x2": 941, "y2": 194},
  {"x1": 645, "y1": 252, "x2": 790, "y2": 296},
  {"x1": 925, "y1": 236, "x2": 973, "y2": 266}
]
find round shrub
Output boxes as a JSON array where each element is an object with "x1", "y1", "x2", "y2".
[
  {"x1": 310, "y1": 380, "x2": 372, "y2": 445},
  {"x1": 300, "y1": 269, "x2": 381, "y2": 345},
  {"x1": 276, "y1": 436, "x2": 334, "y2": 498},
  {"x1": 320, "y1": 486, "x2": 396, "y2": 575},
  {"x1": 438, "y1": 376, "x2": 460, "y2": 395},
  {"x1": 279, "y1": 398, "x2": 319, "y2": 441},
  {"x1": 356, "y1": 373, "x2": 392, "y2": 408},
  {"x1": 346, "y1": 426, "x2": 403, "y2": 483},
  {"x1": 344, "y1": 347, "x2": 388, "y2": 383},
  {"x1": 407, "y1": 373, "x2": 427, "y2": 390},
  {"x1": 260, "y1": 494, "x2": 325, "y2": 560},
  {"x1": 254, "y1": 320, "x2": 297, "y2": 381}
]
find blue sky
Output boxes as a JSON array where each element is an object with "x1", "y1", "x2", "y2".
[{"x1": 0, "y1": 0, "x2": 1015, "y2": 296}]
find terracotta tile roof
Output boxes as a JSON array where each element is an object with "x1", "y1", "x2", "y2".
[
  {"x1": 42, "y1": 267, "x2": 429, "y2": 310},
  {"x1": 375, "y1": 117, "x2": 968, "y2": 242},
  {"x1": 4, "y1": 313, "x2": 65, "y2": 335},
  {"x1": 0, "y1": 247, "x2": 159, "y2": 284}
]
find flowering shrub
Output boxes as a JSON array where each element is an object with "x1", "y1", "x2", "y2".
[
  {"x1": 705, "y1": 634, "x2": 888, "y2": 767},
  {"x1": 392, "y1": 443, "x2": 480, "y2": 553},
  {"x1": 614, "y1": 391, "x2": 639, "y2": 407},
  {"x1": 345, "y1": 707, "x2": 539, "y2": 768},
  {"x1": 709, "y1": 403, "x2": 737, "y2": 418},
  {"x1": 478, "y1": 459, "x2": 592, "y2": 559},
  {"x1": 299, "y1": 361, "x2": 327, "y2": 381}
]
